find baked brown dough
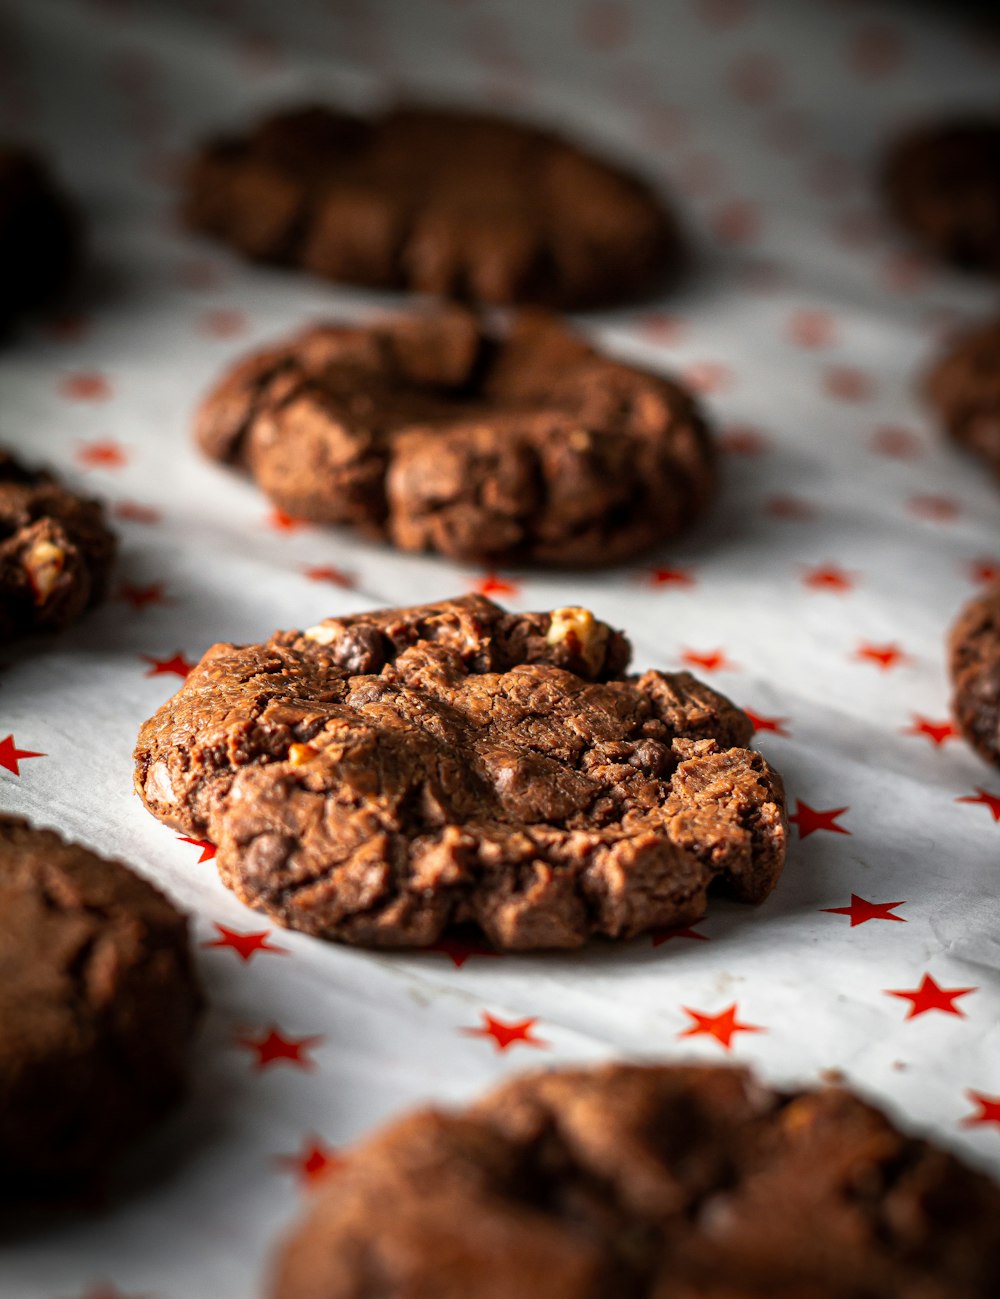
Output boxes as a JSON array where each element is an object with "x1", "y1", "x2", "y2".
[
  {"x1": 196, "y1": 308, "x2": 716, "y2": 568},
  {"x1": 272, "y1": 1061, "x2": 1000, "y2": 1299},
  {"x1": 950, "y1": 583, "x2": 1000, "y2": 768},
  {"x1": 184, "y1": 104, "x2": 681, "y2": 308},
  {"x1": 924, "y1": 317, "x2": 1000, "y2": 480},
  {"x1": 0, "y1": 815, "x2": 201, "y2": 1195},
  {"x1": 134, "y1": 596, "x2": 786, "y2": 950}
]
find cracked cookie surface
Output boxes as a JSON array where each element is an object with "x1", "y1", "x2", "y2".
[
  {"x1": 134, "y1": 595, "x2": 786, "y2": 950},
  {"x1": 0, "y1": 815, "x2": 201, "y2": 1195},
  {"x1": 950, "y1": 583, "x2": 1000, "y2": 768},
  {"x1": 184, "y1": 104, "x2": 680, "y2": 309},
  {"x1": 272, "y1": 1061, "x2": 1000, "y2": 1299},
  {"x1": 195, "y1": 309, "x2": 715, "y2": 568}
]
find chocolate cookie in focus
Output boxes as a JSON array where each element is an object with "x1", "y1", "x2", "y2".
[
  {"x1": 950, "y1": 583, "x2": 1000, "y2": 768},
  {"x1": 0, "y1": 144, "x2": 81, "y2": 330},
  {"x1": 0, "y1": 815, "x2": 201, "y2": 1197},
  {"x1": 184, "y1": 104, "x2": 681, "y2": 308},
  {"x1": 883, "y1": 117, "x2": 1000, "y2": 275},
  {"x1": 196, "y1": 308, "x2": 716, "y2": 568},
  {"x1": 0, "y1": 449, "x2": 116, "y2": 644},
  {"x1": 134, "y1": 595, "x2": 787, "y2": 951},
  {"x1": 924, "y1": 317, "x2": 1000, "y2": 480},
  {"x1": 271, "y1": 1061, "x2": 1000, "y2": 1299}
]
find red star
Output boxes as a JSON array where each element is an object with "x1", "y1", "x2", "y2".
[
  {"x1": 803, "y1": 563, "x2": 855, "y2": 593},
  {"x1": 461, "y1": 1013, "x2": 548, "y2": 1052},
  {"x1": 77, "y1": 439, "x2": 127, "y2": 469},
  {"x1": 114, "y1": 500, "x2": 160, "y2": 524},
  {"x1": 178, "y1": 835, "x2": 216, "y2": 862},
  {"x1": 788, "y1": 309, "x2": 835, "y2": 348},
  {"x1": 967, "y1": 558, "x2": 1000, "y2": 587},
  {"x1": 275, "y1": 1135, "x2": 343, "y2": 1186},
  {"x1": 743, "y1": 708, "x2": 790, "y2": 737},
  {"x1": 824, "y1": 367, "x2": 874, "y2": 402},
  {"x1": 765, "y1": 494, "x2": 814, "y2": 521},
  {"x1": 119, "y1": 582, "x2": 169, "y2": 611},
  {"x1": 59, "y1": 371, "x2": 112, "y2": 401},
  {"x1": 647, "y1": 566, "x2": 695, "y2": 588},
  {"x1": 909, "y1": 494, "x2": 958, "y2": 523},
  {"x1": 789, "y1": 799, "x2": 851, "y2": 839},
  {"x1": 205, "y1": 923, "x2": 288, "y2": 961},
  {"x1": 956, "y1": 788, "x2": 1000, "y2": 822},
  {"x1": 303, "y1": 565, "x2": 354, "y2": 587},
  {"x1": 142, "y1": 652, "x2": 194, "y2": 678},
  {"x1": 886, "y1": 973, "x2": 976, "y2": 1020},
  {"x1": 855, "y1": 642, "x2": 908, "y2": 671},
  {"x1": 640, "y1": 312, "x2": 686, "y2": 345},
  {"x1": 850, "y1": 22, "x2": 905, "y2": 79},
  {"x1": 425, "y1": 935, "x2": 502, "y2": 968},
  {"x1": 235, "y1": 1026, "x2": 323, "y2": 1070},
  {"x1": 681, "y1": 648, "x2": 736, "y2": 673},
  {"x1": 268, "y1": 508, "x2": 308, "y2": 533},
  {"x1": 199, "y1": 308, "x2": 247, "y2": 338},
  {"x1": 719, "y1": 424, "x2": 768, "y2": 455},
  {"x1": 871, "y1": 426, "x2": 923, "y2": 459},
  {"x1": 679, "y1": 1003, "x2": 764, "y2": 1050},
  {"x1": 472, "y1": 573, "x2": 520, "y2": 598},
  {"x1": 683, "y1": 361, "x2": 732, "y2": 395},
  {"x1": 0, "y1": 734, "x2": 45, "y2": 776},
  {"x1": 651, "y1": 924, "x2": 709, "y2": 947},
  {"x1": 963, "y1": 1091, "x2": 1000, "y2": 1130},
  {"x1": 822, "y1": 894, "x2": 906, "y2": 927},
  {"x1": 904, "y1": 716, "x2": 959, "y2": 748},
  {"x1": 711, "y1": 199, "x2": 760, "y2": 245}
]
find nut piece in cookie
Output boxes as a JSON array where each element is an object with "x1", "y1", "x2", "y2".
[
  {"x1": 0, "y1": 145, "x2": 81, "y2": 331},
  {"x1": 883, "y1": 117, "x2": 1000, "y2": 275},
  {"x1": 271, "y1": 1061, "x2": 1000, "y2": 1299},
  {"x1": 924, "y1": 317, "x2": 1000, "y2": 480},
  {"x1": 134, "y1": 595, "x2": 786, "y2": 952},
  {"x1": 183, "y1": 104, "x2": 681, "y2": 309},
  {"x1": 194, "y1": 308, "x2": 716, "y2": 568},
  {"x1": 0, "y1": 814, "x2": 201, "y2": 1197},
  {"x1": 950, "y1": 583, "x2": 1000, "y2": 768},
  {"x1": 0, "y1": 449, "x2": 116, "y2": 644}
]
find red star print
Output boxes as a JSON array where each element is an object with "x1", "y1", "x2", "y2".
[
  {"x1": 711, "y1": 200, "x2": 760, "y2": 245},
  {"x1": 683, "y1": 361, "x2": 732, "y2": 395},
  {"x1": 473, "y1": 573, "x2": 520, "y2": 598},
  {"x1": 728, "y1": 52, "x2": 782, "y2": 105},
  {"x1": 651, "y1": 924, "x2": 708, "y2": 947},
  {"x1": 822, "y1": 895, "x2": 906, "y2": 927},
  {"x1": 743, "y1": 708, "x2": 790, "y2": 737},
  {"x1": 648, "y1": 566, "x2": 695, "y2": 588},
  {"x1": 824, "y1": 367, "x2": 874, "y2": 402},
  {"x1": 235, "y1": 1026, "x2": 322, "y2": 1070},
  {"x1": 77, "y1": 439, "x2": 127, "y2": 469},
  {"x1": 904, "y1": 716, "x2": 958, "y2": 748},
  {"x1": 679, "y1": 1003, "x2": 764, "y2": 1050},
  {"x1": 59, "y1": 371, "x2": 112, "y2": 401},
  {"x1": 640, "y1": 312, "x2": 686, "y2": 345},
  {"x1": 268, "y1": 508, "x2": 308, "y2": 533},
  {"x1": 461, "y1": 1013, "x2": 548, "y2": 1052},
  {"x1": 871, "y1": 426, "x2": 923, "y2": 459},
  {"x1": 803, "y1": 563, "x2": 855, "y2": 593},
  {"x1": 114, "y1": 500, "x2": 160, "y2": 524},
  {"x1": 968, "y1": 558, "x2": 1000, "y2": 587},
  {"x1": 276, "y1": 1136, "x2": 343, "y2": 1186},
  {"x1": 765, "y1": 494, "x2": 814, "y2": 521},
  {"x1": 119, "y1": 582, "x2": 169, "y2": 611},
  {"x1": 425, "y1": 935, "x2": 502, "y2": 968},
  {"x1": 303, "y1": 565, "x2": 354, "y2": 587},
  {"x1": 909, "y1": 495, "x2": 958, "y2": 523},
  {"x1": 178, "y1": 835, "x2": 216, "y2": 862},
  {"x1": 956, "y1": 788, "x2": 1000, "y2": 822},
  {"x1": 850, "y1": 22, "x2": 905, "y2": 79},
  {"x1": 681, "y1": 648, "x2": 736, "y2": 673},
  {"x1": 788, "y1": 310, "x2": 835, "y2": 348},
  {"x1": 199, "y1": 308, "x2": 247, "y2": 338},
  {"x1": 204, "y1": 923, "x2": 288, "y2": 962},
  {"x1": 963, "y1": 1092, "x2": 1000, "y2": 1130},
  {"x1": 719, "y1": 425, "x2": 768, "y2": 455},
  {"x1": 886, "y1": 974, "x2": 976, "y2": 1020},
  {"x1": 0, "y1": 734, "x2": 46, "y2": 776},
  {"x1": 789, "y1": 800, "x2": 851, "y2": 839},
  {"x1": 855, "y1": 642, "x2": 908, "y2": 671},
  {"x1": 142, "y1": 652, "x2": 193, "y2": 679}
]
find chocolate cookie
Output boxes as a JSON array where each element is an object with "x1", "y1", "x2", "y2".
[
  {"x1": 0, "y1": 449, "x2": 116, "y2": 644},
  {"x1": 950, "y1": 583, "x2": 1000, "y2": 768},
  {"x1": 0, "y1": 815, "x2": 201, "y2": 1195},
  {"x1": 196, "y1": 308, "x2": 715, "y2": 567},
  {"x1": 134, "y1": 595, "x2": 786, "y2": 950},
  {"x1": 0, "y1": 144, "x2": 80, "y2": 329},
  {"x1": 924, "y1": 317, "x2": 1000, "y2": 479},
  {"x1": 184, "y1": 104, "x2": 680, "y2": 309},
  {"x1": 272, "y1": 1060, "x2": 1000, "y2": 1299},
  {"x1": 883, "y1": 117, "x2": 1000, "y2": 275}
]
